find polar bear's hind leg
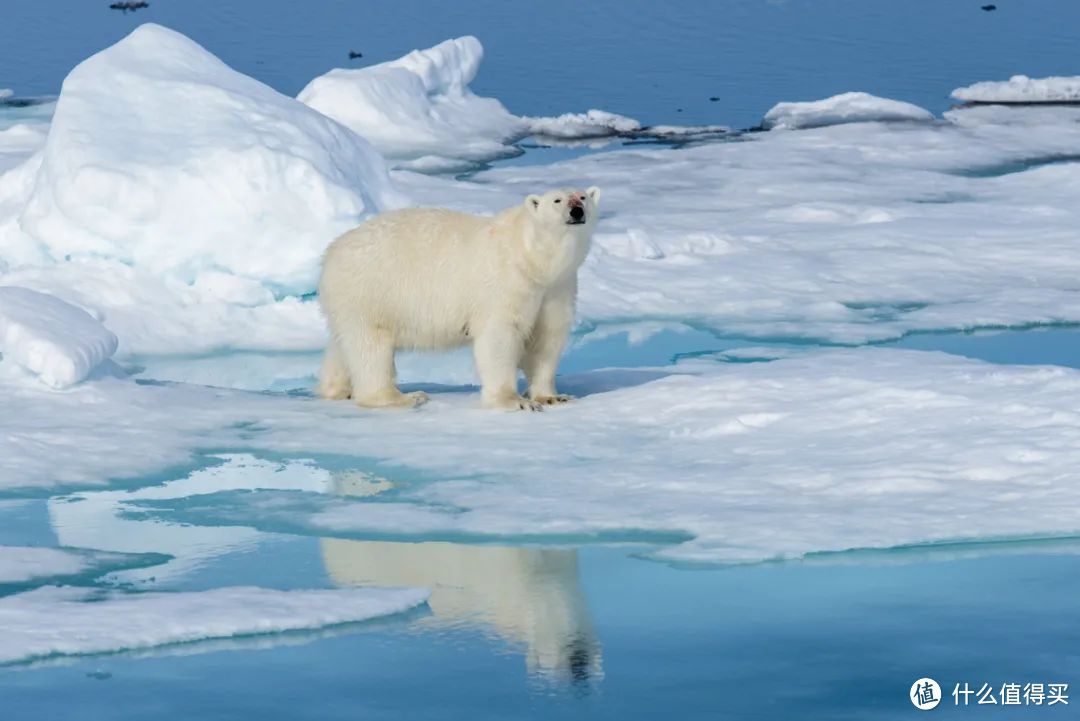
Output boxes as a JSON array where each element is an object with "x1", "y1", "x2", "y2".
[
  {"x1": 339, "y1": 323, "x2": 428, "y2": 409},
  {"x1": 316, "y1": 337, "x2": 352, "y2": 400}
]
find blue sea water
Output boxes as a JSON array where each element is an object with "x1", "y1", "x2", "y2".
[
  {"x1": 2, "y1": 0, "x2": 1080, "y2": 129},
  {"x1": 3, "y1": 1, "x2": 1080, "y2": 719}
]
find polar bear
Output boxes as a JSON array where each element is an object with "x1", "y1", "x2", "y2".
[{"x1": 316, "y1": 187, "x2": 600, "y2": 410}]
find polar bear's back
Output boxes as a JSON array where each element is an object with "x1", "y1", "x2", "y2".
[{"x1": 319, "y1": 206, "x2": 512, "y2": 350}]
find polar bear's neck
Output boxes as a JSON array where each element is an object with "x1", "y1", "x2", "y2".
[{"x1": 502, "y1": 208, "x2": 592, "y2": 288}]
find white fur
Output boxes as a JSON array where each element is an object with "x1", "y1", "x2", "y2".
[{"x1": 317, "y1": 187, "x2": 600, "y2": 410}]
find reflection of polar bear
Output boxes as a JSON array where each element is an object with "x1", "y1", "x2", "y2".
[
  {"x1": 322, "y1": 540, "x2": 603, "y2": 684},
  {"x1": 317, "y1": 188, "x2": 600, "y2": 410},
  {"x1": 321, "y1": 468, "x2": 600, "y2": 683}
]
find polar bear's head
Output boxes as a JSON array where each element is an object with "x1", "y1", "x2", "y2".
[
  {"x1": 526, "y1": 187, "x2": 601, "y2": 229},
  {"x1": 522, "y1": 187, "x2": 601, "y2": 281}
]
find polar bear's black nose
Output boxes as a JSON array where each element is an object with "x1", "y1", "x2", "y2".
[{"x1": 570, "y1": 206, "x2": 584, "y2": 221}]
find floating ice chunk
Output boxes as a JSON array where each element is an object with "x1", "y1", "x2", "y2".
[
  {"x1": 952, "y1": 75, "x2": 1080, "y2": 104},
  {"x1": 0, "y1": 89, "x2": 11, "y2": 100},
  {"x1": 525, "y1": 109, "x2": 641, "y2": 139},
  {"x1": 0, "y1": 286, "x2": 117, "y2": 388},
  {"x1": 18, "y1": 24, "x2": 396, "y2": 295},
  {"x1": 0, "y1": 546, "x2": 164, "y2": 585},
  {"x1": 298, "y1": 37, "x2": 527, "y2": 167},
  {"x1": 50, "y1": 454, "x2": 338, "y2": 583},
  {"x1": 763, "y1": 91, "x2": 934, "y2": 130},
  {"x1": 0, "y1": 585, "x2": 428, "y2": 665}
]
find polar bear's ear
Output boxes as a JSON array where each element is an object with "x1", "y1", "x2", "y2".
[
  {"x1": 587, "y1": 186, "x2": 601, "y2": 204},
  {"x1": 526, "y1": 195, "x2": 541, "y2": 213}
]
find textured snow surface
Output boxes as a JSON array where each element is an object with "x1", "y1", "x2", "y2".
[
  {"x1": 0, "y1": 585, "x2": 428, "y2": 665},
  {"x1": 952, "y1": 75, "x2": 1080, "y2": 103},
  {"x1": 455, "y1": 104, "x2": 1080, "y2": 344},
  {"x1": 762, "y1": 91, "x2": 934, "y2": 130},
  {"x1": 8, "y1": 349, "x2": 1080, "y2": 563},
  {"x1": 0, "y1": 286, "x2": 117, "y2": 387}
]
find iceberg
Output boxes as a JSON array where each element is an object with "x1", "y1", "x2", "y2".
[
  {"x1": 298, "y1": 36, "x2": 527, "y2": 170},
  {"x1": 0, "y1": 286, "x2": 118, "y2": 388},
  {"x1": 0, "y1": 585, "x2": 428, "y2": 665},
  {"x1": 762, "y1": 91, "x2": 934, "y2": 130},
  {"x1": 298, "y1": 37, "x2": 656, "y2": 170},
  {"x1": 17, "y1": 23, "x2": 397, "y2": 295},
  {"x1": 952, "y1": 75, "x2": 1080, "y2": 104}
]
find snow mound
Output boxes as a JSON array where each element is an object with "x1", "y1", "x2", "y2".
[
  {"x1": 0, "y1": 585, "x2": 428, "y2": 665},
  {"x1": 952, "y1": 75, "x2": 1080, "y2": 104},
  {"x1": 0, "y1": 286, "x2": 117, "y2": 388},
  {"x1": 298, "y1": 36, "x2": 527, "y2": 170},
  {"x1": 0, "y1": 546, "x2": 164, "y2": 585},
  {"x1": 18, "y1": 23, "x2": 396, "y2": 294},
  {"x1": 763, "y1": 91, "x2": 934, "y2": 130}
]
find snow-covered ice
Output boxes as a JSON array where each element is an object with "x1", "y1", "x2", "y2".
[
  {"x1": 952, "y1": 74, "x2": 1080, "y2": 104},
  {"x1": 0, "y1": 585, "x2": 428, "y2": 665},
  {"x1": 762, "y1": 91, "x2": 934, "y2": 130},
  {"x1": 3, "y1": 25, "x2": 1080, "y2": 574},
  {"x1": 0, "y1": 286, "x2": 118, "y2": 388},
  {"x1": 0, "y1": 546, "x2": 164, "y2": 585},
  {"x1": 7, "y1": 347, "x2": 1080, "y2": 564},
  {"x1": 4, "y1": 30, "x2": 1080, "y2": 355}
]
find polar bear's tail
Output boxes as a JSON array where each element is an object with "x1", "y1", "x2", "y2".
[{"x1": 316, "y1": 337, "x2": 352, "y2": 400}]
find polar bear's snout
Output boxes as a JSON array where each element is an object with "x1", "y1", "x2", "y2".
[{"x1": 567, "y1": 195, "x2": 586, "y2": 224}]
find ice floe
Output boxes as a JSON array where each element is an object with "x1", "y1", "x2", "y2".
[
  {"x1": 0, "y1": 546, "x2": 164, "y2": 586},
  {"x1": 8, "y1": 348, "x2": 1080, "y2": 563},
  {"x1": 762, "y1": 91, "x2": 934, "y2": 130},
  {"x1": 0, "y1": 286, "x2": 118, "y2": 388},
  {"x1": 49, "y1": 454, "x2": 338, "y2": 582},
  {"x1": 0, "y1": 585, "x2": 428, "y2": 665},
  {"x1": 524, "y1": 109, "x2": 641, "y2": 139},
  {"x1": 952, "y1": 74, "x2": 1080, "y2": 104}
]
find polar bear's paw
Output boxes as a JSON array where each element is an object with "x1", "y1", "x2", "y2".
[
  {"x1": 532, "y1": 394, "x2": 574, "y2": 406},
  {"x1": 484, "y1": 393, "x2": 545, "y2": 412},
  {"x1": 355, "y1": 389, "x2": 429, "y2": 409}
]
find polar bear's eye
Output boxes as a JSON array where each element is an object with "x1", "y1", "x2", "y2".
[{"x1": 554, "y1": 199, "x2": 562, "y2": 204}]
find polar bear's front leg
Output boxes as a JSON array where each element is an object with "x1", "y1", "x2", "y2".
[
  {"x1": 474, "y1": 325, "x2": 543, "y2": 411},
  {"x1": 338, "y1": 324, "x2": 428, "y2": 409},
  {"x1": 523, "y1": 286, "x2": 575, "y2": 405}
]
